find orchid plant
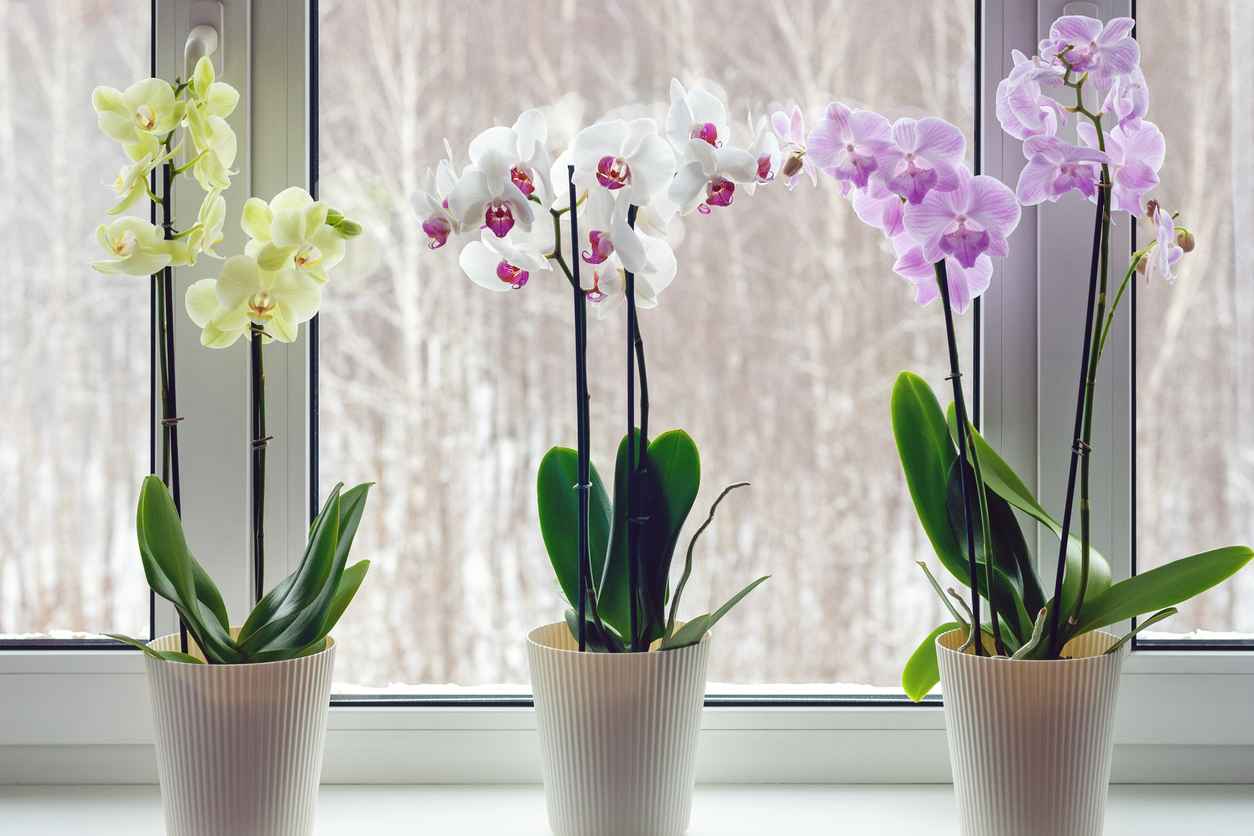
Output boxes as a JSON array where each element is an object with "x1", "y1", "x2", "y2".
[
  {"x1": 775, "y1": 13, "x2": 1250, "y2": 698},
  {"x1": 412, "y1": 79, "x2": 774, "y2": 652},
  {"x1": 93, "y1": 60, "x2": 370, "y2": 663}
]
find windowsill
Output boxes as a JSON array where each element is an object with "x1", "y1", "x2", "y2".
[{"x1": 3, "y1": 784, "x2": 1252, "y2": 834}]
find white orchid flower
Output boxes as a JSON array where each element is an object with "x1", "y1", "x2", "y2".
[
  {"x1": 211, "y1": 254, "x2": 323, "y2": 344},
  {"x1": 184, "y1": 106, "x2": 238, "y2": 191},
  {"x1": 187, "y1": 56, "x2": 239, "y2": 119},
  {"x1": 92, "y1": 217, "x2": 176, "y2": 275},
  {"x1": 571, "y1": 118, "x2": 676, "y2": 206},
  {"x1": 664, "y1": 78, "x2": 728, "y2": 153},
  {"x1": 197, "y1": 190, "x2": 227, "y2": 257},
  {"x1": 744, "y1": 114, "x2": 782, "y2": 196},
  {"x1": 103, "y1": 141, "x2": 178, "y2": 216},
  {"x1": 467, "y1": 109, "x2": 555, "y2": 208},
  {"x1": 585, "y1": 236, "x2": 677, "y2": 320},
  {"x1": 578, "y1": 186, "x2": 646, "y2": 273},
  {"x1": 446, "y1": 148, "x2": 536, "y2": 239},
  {"x1": 668, "y1": 138, "x2": 759, "y2": 215},
  {"x1": 93, "y1": 78, "x2": 183, "y2": 160},
  {"x1": 410, "y1": 147, "x2": 464, "y2": 250},
  {"x1": 457, "y1": 229, "x2": 551, "y2": 292},
  {"x1": 185, "y1": 278, "x2": 248, "y2": 347},
  {"x1": 241, "y1": 187, "x2": 344, "y2": 283}
]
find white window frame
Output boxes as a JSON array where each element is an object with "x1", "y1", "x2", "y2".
[{"x1": 2, "y1": 0, "x2": 1253, "y2": 786}]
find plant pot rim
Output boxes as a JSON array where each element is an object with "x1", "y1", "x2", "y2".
[
  {"x1": 526, "y1": 620, "x2": 709, "y2": 655},
  {"x1": 148, "y1": 630, "x2": 336, "y2": 667},
  {"x1": 934, "y1": 627, "x2": 1122, "y2": 663}
]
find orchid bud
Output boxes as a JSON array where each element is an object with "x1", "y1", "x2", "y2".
[
  {"x1": 1176, "y1": 230, "x2": 1195, "y2": 253},
  {"x1": 781, "y1": 154, "x2": 804, "y2": 178},
  {"x1": 1136, "y1": 256, "x2": 1147, "y2": 275},
  {"x1": 325, "y1": 207, "x2": 345, "y2": 226},
  {"x1": 335, "y1": 219, "x2": 363, "y2": 240}
]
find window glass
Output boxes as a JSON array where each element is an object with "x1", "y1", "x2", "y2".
[
  {"x1": 0, "y1": 0, "x2": 150, "y2": 639},
  {"x1": 1136, "y1": 0, "x2": 1254, "y2": 639},
  {"x1": 317, "y1": 0, "x2": 976, "y2": 688}
]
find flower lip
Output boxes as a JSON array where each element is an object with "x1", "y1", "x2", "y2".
[
  {"x1": 109, "y1": 230, "x2": 138, "y2": 257},
  {"x1": 705, "y1": 177, "x2": 735, "y2": 208},
  {"x1": 691, "y1": 122, "x2": 719, "y2": 146},
  {"x1": 582, "y1": 230, "x2": 614, "y2": 265},
  {"x1": 511, "y1": 165, "x2": 536, "y2": 196},
  {"x1": 596, "y1": 155, "x2": 631, "y2": 190},
  {"x1": 495, "y1": 260, "x2": 528, "y2": 289},
  {"x1": 422, "y1": 216, "x2": 452, "y2": 249},
  {"x1": 248, "y1": 290, "x2": 276, "y2": 322},
  {"x1": 757, "y1": 154, "x2": 775, "y2": 182},
  {"x1": 484, "y1": 202, "x2": 515, "y2": 238},
  {"x1": 134, "y1": 104, "x2": 158, "y2": 131}
]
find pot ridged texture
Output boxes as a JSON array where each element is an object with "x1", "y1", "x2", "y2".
[
  {"x1": 936, "y1": 628, "x2": 1127, "y2": 836},
  {"x1": 527, "y1": 621, "x2": 710, "y2": 836},
  {"x1": 145, "y1": 631, "x2": 336, "y2": 836}
]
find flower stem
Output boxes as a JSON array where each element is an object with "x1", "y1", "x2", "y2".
[
  {"x1": 1097, "y1": 249, "x2": 1149, "y2": 363},
  {"x1": 933, "y1": 261, "x2": 986, "y2": 655},
  {"x1": 625, "y1": 205, "x2": 644, "y2": 652},
  {"x1": 250, "y1": 323, "x2": 267, "y2": 605},
  {"x1": 567, "y1": 168, "x2": 589, "y2": 653},
  {"x1": 1046, "y1": 185, "x2": 1108, "y2": 658}
]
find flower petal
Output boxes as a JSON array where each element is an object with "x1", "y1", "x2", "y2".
[{"x1": 215, "y1": 255, "x2": 262, "y2": 311}]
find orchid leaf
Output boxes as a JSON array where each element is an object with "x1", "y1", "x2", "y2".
[
  {"x1": 638, "y1": 430, "x2": 701, "y2": 640},
  {"x1": 1074, "y1": 547, "x2": 1254, "y2": 635},
  {"x1": 902, "y1": 622, "x2": 960, "y2": 702},
  {"x1": 564, "y1": 608, "x2": 625, "y2": 653},
  {"x1": 105, "y1": 632, "x2": 205, "y2": 664},
  {"x1": 537, "y1": 447, "x2": 612, "y2": 626},
  {"x1": 1104, "y1": 607, "x2": 1178, "y2": 655},
  {"x1": 660, "y1": 575, "x2": 769, "y2": 650},
  {"x1": 600, "y1": 430, "x2": 643, "y2": 640}
]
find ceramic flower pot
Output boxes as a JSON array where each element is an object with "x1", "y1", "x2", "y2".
[
  {"x1": 527, "y1": 621, "x2": 711, "y2": 836},
  {"x1": 144, "y1": 630, "x2": 337, "y2": 836},
  {"x1": 936, "y1": 627, "x2": 1128, "y2": 836}
]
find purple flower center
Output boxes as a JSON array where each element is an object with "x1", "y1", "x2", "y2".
[
  {"x1": 891, "y1": 157, "x2": 939, "y2": 205},
  {"x1": 596, "y1": 156, "x2": 630, "y2": 190},
  {"x1": 690, "y1": 122, "x2": 719, "y2": 146},
  {"x1": 495, "y1": 260, "x2": 528, "y2": 289},
  {"x1": 582, "y1": 230, "x2": 614, "y2": 264},
  {"x1": 422, "y1": 216, "x2": 452, "y2": 249},
  {"x1": 484, "y1": 202, "x2": 515, "y2": 238},
  {"x1": 939, "y1": 215, "x2": 991, "y2": 270},
  {"x1": 511, "y1": 165, "x2": 536, "y2": 197},
  {"x1": 757, "y1": 154, "x2": 774, "y2": 183},
  {"x1": 705, "y1": 177, "x2": 735, "y2": 208}
]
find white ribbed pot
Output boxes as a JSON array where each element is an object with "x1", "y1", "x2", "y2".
[
  {"x1": 527, "y1": 621, "x2": 711, "y2": 836},
  {"x1": 936, "y1": 628, "x2": 1128, "y2": 836},
  {"x1": 144, "y1": 630, "x2": 336, "y2": 836}
]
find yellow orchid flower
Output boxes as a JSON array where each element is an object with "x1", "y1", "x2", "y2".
[
  {"x1": 241, "y1": 187, "x2": 345, "y2": 284},
  {"x1": 188, "y1": 56, "x2": 239, "y2": 119},
  {"x1": 91, "y1": 217, "x2": 177, "y2": 276},
  {"x1": 194, "y1": 255, "x2": 323, "y2": 345},
  {"x1": 92, "y1": 78, "x2": 183, "y2": 161}
]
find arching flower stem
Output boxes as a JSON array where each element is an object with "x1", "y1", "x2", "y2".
[
  {"x1": 1097, "y1": 244, "x2": 1153, "y2": 360},
  {"x1": 250, "y1": 321, "x2": 268, "y2": 606}
]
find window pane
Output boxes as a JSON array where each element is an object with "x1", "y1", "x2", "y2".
[
  {"x1": 1136, "y1": 1, "x2": 1254, "y2": 638},
  {"x1": 0, "y1": 0, "x2": 151, "y2": 639},
  {"x1": 318, "y1": 0, "x2": 975, "y2": 687}
]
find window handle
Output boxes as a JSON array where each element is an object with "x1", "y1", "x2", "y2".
[{"x1": 185, "y1": 1, "x2": 223, "y2": 80}]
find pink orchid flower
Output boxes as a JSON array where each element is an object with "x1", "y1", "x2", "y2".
[
  {"x1": 457, "y1": 230, "x2": 551, "y2": 292},
  {"x1": 1039, "y1": 15, "x2": 1140, "y2": 88},
  {"x1": 891, "y1": 231, "x2": 993, "y2": 315},
  {"x1": 872, "y1": 116, "x2": 966, "y2": 205},
  {"x1": 1102, "y1": 67, "x2": 1149, "y2": 130},
  {"x1": 1014, "y1": 135, "x2": 1111, "y2": 205},
  {"x1": 446, "y1": 149, "x2": 536, "y2": 238},
  {"x1": 771, "y1": 105, "x2": 817, "y2": 189},
  {"x1": 850, "y1": 180, "x2": 906, "y2": 239},
  {"x1": 744, "y1": 114, "x2": 782, "y2": 196},
  {"x1": 806, "y1": 102, "x2": 893, "y2": 191},
  {"x1": 996, "y1": 50, "x2": 1070, "y2": 140},
  {"x1": 571, "y1": 118, "x2": 676, "y2": 205},
  {"x1": 1077, "y1": 120, "x2": 1164, "y2": 217},
  {"x1": 665, "y1": 78, "x2": 729, "y2": 153},
  {"x1": 1142, "y1": 202, "x2": 1183, "y2": 284},
  {"x1": 467, "y1": 109, "x2": 554, "y2": 207},
  {"x1": 903, "y1": 165, "x2": 1021, "y2": 269},
  {"x1": 668, "y1": 138, "x2": 758, "y2": 215}
]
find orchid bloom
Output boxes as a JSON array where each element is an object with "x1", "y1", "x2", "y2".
[
  {"x1": 187, "y1": 56, "x2": 240, "y2": 120},
  {"x1": 578, "y1": 187, "x2": 647, "y2": 272},
  {"x1": 1102, "y1": 67, "x2": 1149, "y2": 130},
  {"x1": 92, "y1": 217, "x2": 176, "y2": 276},
  {"x1": 806, "y1": 102, "x2": 893, "y2": 191},
  {"x1": 447, "y1": 148, "x2": 536, "y2": 238},
  {"x1": 467, "y1": 109, "x2": 554, "y2": 207},
  {"x1": 891, "y1": 231, "x2": 993, "y2": 315},
  {"x1": 197, "y1": 190, "x2": 227, "y2": 257},
  {"x1": 771, "y1": 106, "x2": 816, "y2": 189},
  {"x1": 210, "y1": 254, "x2": 323, "y2": 343},
  {"x1": 185, "y1": 106, "x2": 238, "y2": 191},
  {"x1": 745, "y1": 114, "x2": 782, "y2": 196},
  {"x1": 104, "y1": 143, "x2": 177, "y2": 216},
  {"x1": 872, "y1": 117, "x2": 965, "y2": 205},
  {"x1": 585, "y1": 237, "x2": 677, "y2": 319},
  {"x1": 241, "y1": 187, "x2": 345, "y2": 283},
  {"x1": 1077, "y1": 120, "x2": 1163, "y2": 216},
  {"x1": 850, "y1": 180, "x2": 906, "y2": 239},
  {"x1": 93, "y1": 78, "x2": 182, "y2": 161},
  {"x1": 185, "y1": 278, "x2": 248, "y2": 347},
  {"x1": 668, "y1": 138, "x2": 758, "y2": 215},
  {"x1": 410, "y1": 144, "x2": 463, "y2": 249},
  {"x1": 571, "y1": 118, "x2": 676, "y2": 205},
  {"x1": 1141, "y1": 202, "x2": 1183, "y2": 284},
  {"x1": 903, "y1": 165, "x2": 1021, "y2": 269},
  {"x1": 1006, "y1": 51, "x2": 1067, "y2": 88},
  {"x1": 996, "y1": 50, "x2": 1070, "y2": 140},
  {"x1": 457, "y1": 229, "x2": 552, "y2": 292},
  {"x1": 665, "y1": 78, "x2": 728, "y2": 152},
  {"x1": 1014, "y1": 135, "x2": 1110, "y2": 205},
  {"x1": 1039, "y1": 15, "x2": 1139, "y2": 88}
]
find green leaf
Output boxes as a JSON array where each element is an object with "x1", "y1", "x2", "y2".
[
  {"x1": 105, "y1": 633, "x2": 205, "y2": 664},
  {"x1": 564, "y1": 608, "x2": 625, "y2": 653},
  {"x1": 660, "y1": 575, "x2": 769, "y2": 650},
  {"x1": 638, "y1": 430, "x2": 701, "y2": 640},
  {"x1": 902, "y1": 622, "x2": 960, "y2": 702},
  {"x1": 1074, "y1": 546, "x2": 1254, "y2": 635},
  {"x1": 891, "y1": 373, "x2": 964, "y2": 577},
  {"x1": 599, "y1": 431, "x2": 642, "y2": 639},
  {"x1": 315, "y1": 559, "x2": 370, "y2": 640},
  {"x1": 537, "y1": 447, "x2": 611, "y2": 623},
  {"x1": 1104, "y1": 607, "x2": 1178, "y2": 655}
]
